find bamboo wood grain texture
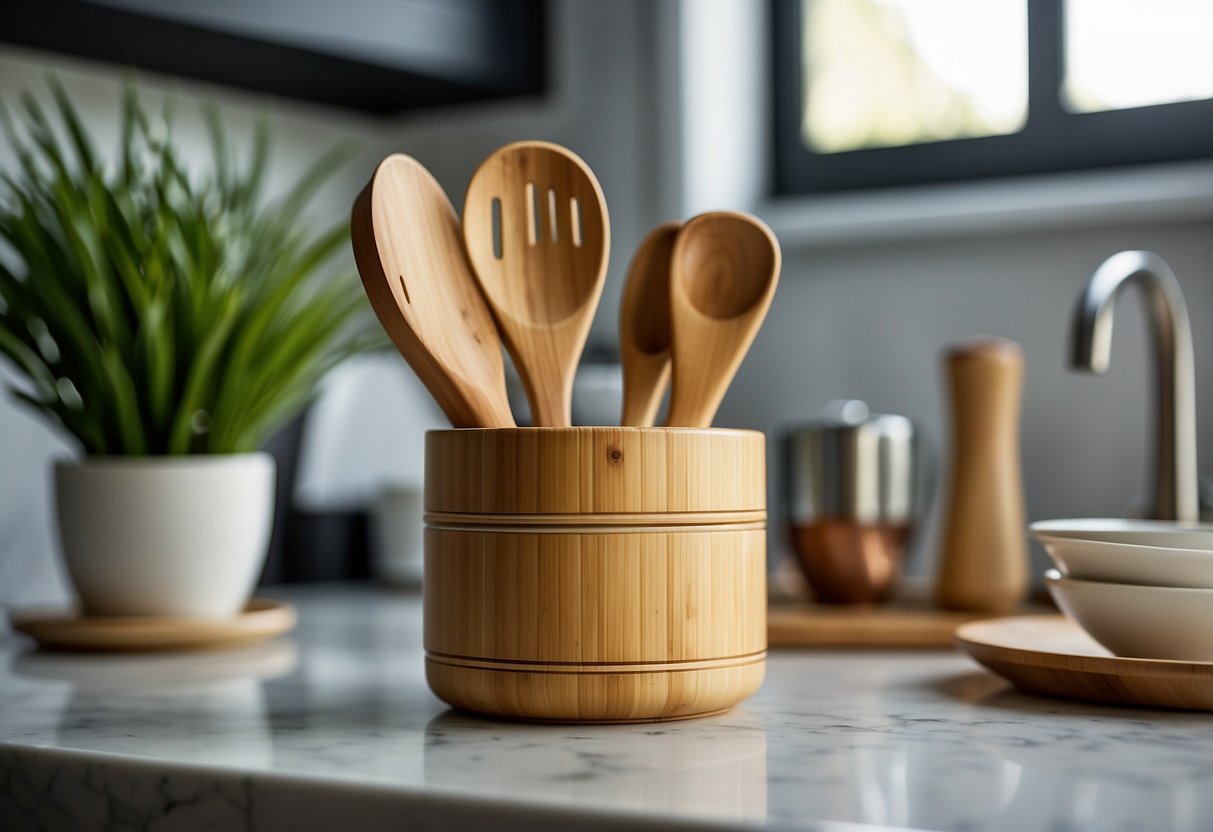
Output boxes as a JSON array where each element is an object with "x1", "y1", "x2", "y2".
[
  {"x1": 426, "y1": 528, "x2": 766, "y2": 663},
  {"x1": 935, "y1": 338, "x2": 1029, "y2": 613},
  {"x1": 425, "y1": 427, "x2": 766, "y2": 515},
  {"x1": 351, "y1": 154, "x2": 513, "y2": 428},
  {"x1": 957, "y1": 615, "x2": 1213, "y2": 711},
  {"x1": 462, "y1": 142, "x2": 609, "y2": 426},
  {"x1": 620, "y1": 221, "x2": 680, "y2": 426},
  {"x1": 424, "y1": 427, "x2": 767, "y2": 722},
  {"x1": 8, "y1": 599, "x2": 295, "y2": 652},
  {"x1": 425, "y1": 510, "x2": 766, "y2": 528},
  {"x1": 426, "y1": 663, "x2": 766, "y2": 724},
  {"x1": 667, "y1": 212, "x2": 781, "y2": 428}
]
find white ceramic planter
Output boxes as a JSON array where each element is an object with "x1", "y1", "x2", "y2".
[{"x1": 55, "y1": 453, "x2": 276, "y2": 618}]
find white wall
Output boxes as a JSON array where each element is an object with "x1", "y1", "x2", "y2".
[{"x1": 1, "y1": 0, "x2": 1210, "y2": 608}]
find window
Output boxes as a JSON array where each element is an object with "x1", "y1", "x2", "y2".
[{"x1": 772, "y1": 0, "x2": 1213, "y2": 194}]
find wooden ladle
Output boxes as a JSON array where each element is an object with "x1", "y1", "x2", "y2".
[
  {"x1": 619, "y1": 221, "x2": 681, "y2": 426},
  {"x1": 666, "y1": 211, "x2": 781, "y2": 427},
  {"x1": 351, "y1": 154, "x2": 514, "y2": 428},
  {"x1": 462, "y1": 141, "x2": 609, "y2": 426}
]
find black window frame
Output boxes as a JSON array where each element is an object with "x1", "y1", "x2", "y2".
[{"x1": 772, "y1": 0, "x2": 1213, "y2": 195}]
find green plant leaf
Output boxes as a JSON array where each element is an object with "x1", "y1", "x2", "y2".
[
  {"x1": 166, "y1": 291, "x2": 239, "y2": 453},
  {"x1": 137, "y1": 293, "x2": 174, "y2": 435},
  {"x1": 0, "y1": 320, "x2": 56, "y2": 396},
  {"x1": 101, "y1": 343, "x2": 146, "y2": 454},
  {"x1": 48, "y1": 76, "x2": 97, "y2": 174},
  {"x1": 240, "y1": 115, "x2": 271, "y2": 211},
  {"x1": 0, "y1": 78, "x2": 370, "y2": 455}
]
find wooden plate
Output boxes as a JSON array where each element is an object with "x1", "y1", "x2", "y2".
[
  {"x1": 8, "y1": 599, "x2": 296, "y2": 653},
  {"x1": 956, "y1": 615, "x2": 1213, "y2": 711}
]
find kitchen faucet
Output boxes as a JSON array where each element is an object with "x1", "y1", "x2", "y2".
[{"x1": 1070, "y1": 250, "x2": 1199, "y2": 522}]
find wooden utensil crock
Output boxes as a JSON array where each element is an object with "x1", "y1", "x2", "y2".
[{"x1": 423, "y1": 427, "x2": 767, "y2": 723}]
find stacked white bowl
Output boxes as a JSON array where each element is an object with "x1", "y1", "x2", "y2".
[{"x1": 1030, "y1": 519, "x2": 1213, "y2": 661}]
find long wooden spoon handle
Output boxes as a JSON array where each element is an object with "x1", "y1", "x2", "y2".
[
  {"x1": 619, "y1": 221, "x2": 680, "y2": 426},
  {"x1": 666, "y1": 380, "x2": 720, "y2": 428},
  {"x1": 519, "y1": 353, "x2": 574, "y2": 428},
  {"x1": 621, "y1": 353, "x2": 671, "y2": 426}
]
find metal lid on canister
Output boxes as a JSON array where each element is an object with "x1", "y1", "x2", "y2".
[{"x1": 782, "y1": 400, "x2": 918, "y2": 525}]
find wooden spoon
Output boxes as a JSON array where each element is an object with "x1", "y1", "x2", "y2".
[
  {"x1": 619, "y1": 221, "x2": 681, "y2": 426},
  {"x1": 462, "y1": 141, "x2": 609, "y2": 426},
  {"x1": 351, "y1": 153, "x2": 514, "y2": 428},
  {"x1": 666, "y1": 211, "x2": 781, "y2": 428}
]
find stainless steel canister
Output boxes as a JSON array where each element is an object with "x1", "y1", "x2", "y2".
[{"x1": 783, "y1": 400, "x2": 920, "y2": 603}]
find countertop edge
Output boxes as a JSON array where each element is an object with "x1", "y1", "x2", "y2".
[{"x1": 1, "y1": 742, "x2": 907, "y2": 832}]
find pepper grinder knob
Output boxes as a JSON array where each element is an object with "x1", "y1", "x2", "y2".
[{"x1": 935, "y1": 337, "x2": 1028, "y2": 613}]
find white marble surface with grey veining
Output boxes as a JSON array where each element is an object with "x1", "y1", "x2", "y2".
[{"x1": 1, "y1": 585, "x2": 1211, "y2": 832}]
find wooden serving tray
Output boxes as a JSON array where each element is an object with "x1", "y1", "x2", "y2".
[
  {"x1": 956, "y1": 615, "x2": 1213, "y2": 711},
  {"x1": 8, "y1": 599, "x2": 295, "y2": 652}
]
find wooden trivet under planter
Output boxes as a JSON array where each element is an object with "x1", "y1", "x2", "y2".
[{"x1": 8, "y1": 598, "x2": 295, "y2": 652}]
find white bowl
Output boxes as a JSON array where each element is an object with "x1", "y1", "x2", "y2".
[
  {"x1": 1044, "y1": 570, "x2": 1213, "y2": 661},
  {"x1": 1029, "y1": 518, "x2": 1213, "y2": 549},
  {"x1": 1028, "y1": 523, "x2": 1213, "y2": 589}
]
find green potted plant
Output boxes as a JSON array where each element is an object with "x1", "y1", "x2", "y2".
[{"x1": 0, "y1": 81, "x2": 373, "y2": 617}]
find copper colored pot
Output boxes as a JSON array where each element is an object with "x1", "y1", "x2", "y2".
[
  {"x1": 789, "y1": 520, "x2": 912, "y2": 603},
  {"x1": 783, "y1": 401, "x2": 921, "y2": 604}
]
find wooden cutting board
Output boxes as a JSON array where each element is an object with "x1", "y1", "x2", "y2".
[
  {"x1": 767, "y1": 600, "x2": 1014, "y2": 648},
  {"x1": 767, "y1": 572, "x2": 1052, "y2": 648}
]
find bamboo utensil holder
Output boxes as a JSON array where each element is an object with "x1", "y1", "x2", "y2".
[{"x1": 423, "y1": 427, "x2": 767, "y2": 722}]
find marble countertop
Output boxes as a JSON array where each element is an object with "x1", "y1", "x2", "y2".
[{"x1": 2, "y1": 586, "x2": 1211, "y2": 832}]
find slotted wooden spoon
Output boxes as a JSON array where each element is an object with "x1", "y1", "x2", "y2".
[
  {"x1": 462, "y1": 141, "x2": 609, "y2": 426},
  {"x1": 666, "y1": 211, "x2": 781, "y2": 427},
  {"x1": 351, "y1": 153, "x2": 514, "y2": 428},
  {"x1": 619, "y1": 221, "x2": 681, "y2": 426}
]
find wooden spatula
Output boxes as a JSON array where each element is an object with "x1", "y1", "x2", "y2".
[
  {"x1": 619, "y1": 221, "x2": 681, "y2": 426},
  {"x1": 462, "y1": 141, "x2": 609, "y2": 426},
  {"x1": 351, "y1": 154, "x2": 514, "y2": 428},
  {"x1": 666, "y1": 211, "x2": 780, "y2": 428}
]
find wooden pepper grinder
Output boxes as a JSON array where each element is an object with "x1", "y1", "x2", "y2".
[{"x1": 935, "y1": 337, "x2": 1028, "y2": 613}]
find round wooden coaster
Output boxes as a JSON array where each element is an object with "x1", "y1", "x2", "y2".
[
  {"x1": 956, "y1": 614, "x2": 1213, "y2": 711},
  {"x1": 8, "y1": 598, "x2": 296, "y2": 652}
]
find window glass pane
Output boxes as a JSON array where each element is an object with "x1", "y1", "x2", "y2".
[
  {"x1": 801, "y1": 0, "x2": 1028, "y2": 154},
  {"x1": 1064, "y1": 0, "x2": 1213, "y2": 113}
]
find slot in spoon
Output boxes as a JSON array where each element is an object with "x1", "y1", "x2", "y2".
[{"x1": 462, "y1": 141, "x2": 609, "y2": 426}]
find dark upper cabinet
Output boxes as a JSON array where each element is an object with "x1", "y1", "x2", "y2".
[{"x1": 3, "y1": 0, "x2": 547, "y2": 114}]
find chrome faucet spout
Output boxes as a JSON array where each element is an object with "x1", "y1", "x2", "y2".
[{"x1": 1069, "y1": 250, "x2": 1198, "y2": 522}]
